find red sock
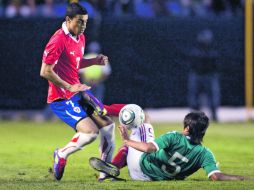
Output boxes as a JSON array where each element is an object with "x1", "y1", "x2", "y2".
[
  {"x1": 112, "y1": 146, "x2": 128, "y2": 169},
  {"x1": 104, "y1": 104, "x2": 126, "y2": 117}
]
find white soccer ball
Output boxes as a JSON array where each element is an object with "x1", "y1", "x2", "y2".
[{"x1": 119, "y1": 104, "x2": 145, "y2": 130}]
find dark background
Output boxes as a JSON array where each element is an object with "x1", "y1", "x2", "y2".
[{"x1": 0, "y1": 16, "x2": 252, "y2": 109}]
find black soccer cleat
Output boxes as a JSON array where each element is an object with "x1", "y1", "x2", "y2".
[{"x1": 89, "y1": 157, "x2": 120, "y2": 177}]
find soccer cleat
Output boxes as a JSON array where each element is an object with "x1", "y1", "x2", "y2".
[
  {"x1": 82, "y1": 91, "x2": 106, "y2": 116},
  {"x1": 93, "y1": 108, "x2": 107, "y2": 116},
  {"x1": 53, "y1": 149, "x2": 67, "y2": 181},
  {"x1": 89, "y1": 157, "x2": 120, "y2": 178}
]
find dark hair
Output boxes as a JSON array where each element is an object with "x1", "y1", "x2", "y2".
[
  {"x1": 183, "y1": 111, "x2": 209, "y2": 144},
  {"x1": 66, "y1": 3, "x2": 88, "y2": 18}
]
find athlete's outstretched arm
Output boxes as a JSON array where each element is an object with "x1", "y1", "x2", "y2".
[
  {"x1": 124, "y1": 140, "x2": 157, "y2": 153},
  {"x1": 40, "y1": 62, "x2": 90, "y2": 93},
  {"x1": 80, "y1": 54, "x2": 108, "y2": 68},
  {"x1": 118, "y1": 125, "x2": 157, "y2": 153},
  {"x1": 210, "y1": 172, "x2": 253, "y2": 181}
]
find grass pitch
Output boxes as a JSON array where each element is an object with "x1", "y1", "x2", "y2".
[{"x1": 0, "y1": 120, "x2": 253, "y2": 190}]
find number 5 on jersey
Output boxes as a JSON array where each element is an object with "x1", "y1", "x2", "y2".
[{"x1": 161, "y1": 152, "x2": 189, "y2": 175}]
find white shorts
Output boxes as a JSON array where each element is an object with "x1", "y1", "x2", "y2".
[{"x1": 127, "y1": 123, "x2": 155, "y2": 181}]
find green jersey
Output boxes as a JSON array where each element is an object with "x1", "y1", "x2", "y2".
[{"x1": 140, "y1": 131, "x2": 219, "y2": 180}]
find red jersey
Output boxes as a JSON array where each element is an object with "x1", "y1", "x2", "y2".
[{"x1": 42, "y1": 22, "x2": 85, "y2": 103}]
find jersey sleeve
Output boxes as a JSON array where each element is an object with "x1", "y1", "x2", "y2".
[
  {"x1": 201, "y1": 149, "x2": 220, "y2": 177},
  {"x1": 151, "y1": 131, "x2": 176, "y2": 151},
  {"x1": 42, "y1": 33, "x2": 65, "y2": 65}
]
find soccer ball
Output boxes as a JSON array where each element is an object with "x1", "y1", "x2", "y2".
[{"x1": 119, "y1": 104, "x2": 145, "y2": 130}]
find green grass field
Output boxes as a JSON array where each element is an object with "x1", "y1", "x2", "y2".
[{"x1": 0, "y1": 120, "x2": 253, "y2": 190}]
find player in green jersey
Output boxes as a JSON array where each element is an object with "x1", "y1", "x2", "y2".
[{"x1": 90, "y1": 111, "x2": 251, "y2": 181}]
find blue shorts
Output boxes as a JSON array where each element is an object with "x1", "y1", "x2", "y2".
[{"x1": 50, "y1": 93, "x2": 88, "y2": 130}]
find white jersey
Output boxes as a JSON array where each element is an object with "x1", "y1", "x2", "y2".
[{"x1": 127, "y1": 123, "x2": 155, "y2": 180}]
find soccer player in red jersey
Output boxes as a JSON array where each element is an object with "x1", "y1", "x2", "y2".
[{"x1": 40, "y1": 3, "x2": 115, "y2": 181}]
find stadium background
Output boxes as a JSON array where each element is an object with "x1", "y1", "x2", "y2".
[
  {"x1": 0, "y1": 1, "x2": 253, "y2": 190},
  {"x1": 0, "y1": 1, "x2": 253, "y2": 112}
]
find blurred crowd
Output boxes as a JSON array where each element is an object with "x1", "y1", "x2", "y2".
[{"x1": 0, "y1": 0, "x2": 245, "y2": 18}]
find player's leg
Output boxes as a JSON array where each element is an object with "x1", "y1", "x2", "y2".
[
  {"x1": 97, "y1": 122, "x2": 155, "y2": 180},
  {"x1": 80, "y1": 91, "x2": 120, "y2": 179},
  {"x1": 50, "y1": 94, "x2": 100, "y2": 180},
  {"x1": 111, "y1": 146, "x2": 128, "y2": 169},
  {"x1": 98, "y1": 104, "x2": 127, "y2": 169},
  {"x1": 89, "y1": 121, "x2": 154, "y2": 180},
  {"x1": 81, "y1": 90, "x2": 126, "y2": 117},
  {"x1": 81, "y1": 90, "x2": 107, "y2": 115},
  {"x1": 53, "y1": 119, "x2": 99, "y2": 180},
  {"x1": 104, "y1": 104, "x2": 126, "y2": 116},
  {"x1": 90, "y1": 114, "x2": 116, "y2": 179},
  {"x1": 57, "y1": 117, "x2": 99, "y2": 159}
]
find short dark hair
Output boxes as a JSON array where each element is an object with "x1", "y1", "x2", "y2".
[
  {"x1": 183, "y1": 111, "x2": 209, "y2": 144},
  {"x1": 66, "y1": 3, "x2": 88, "y2": 18}
]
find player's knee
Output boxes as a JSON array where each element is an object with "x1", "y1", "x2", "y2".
[
  {"x1": 76, "y1": 119, "x2": 99, "y2": 134},
  {"x1": 76, "y1": 132, "x2": 98, "y2": 149}
]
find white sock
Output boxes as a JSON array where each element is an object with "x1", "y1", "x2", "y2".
[
  {"x1": 58, "y1": 132, "x2": 98, "y2": 159},
  {"x1": 99, "y1": 123, "x2": 115, "y2": 178}
]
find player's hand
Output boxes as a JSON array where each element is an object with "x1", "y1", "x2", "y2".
[
  {"x1": 118, "y1": 125, "x2": 129, "y2": 141},
  {"x1": 68, "y1": 84, "x2": 91, "y2": 93},
  {"x1": 96, "y1": 54, "x2": 109, "y2": 65}
]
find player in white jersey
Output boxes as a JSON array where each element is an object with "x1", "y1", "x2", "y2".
[
  {"x1": 126, "y1": 122, "x2": 155, "y2": 180},
  {"x1": 90, "y1": 109, "x2": 252, "y2": 181},
  {"x1": 90, "y1": 104, "x2": 155, "y2": 181}
]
